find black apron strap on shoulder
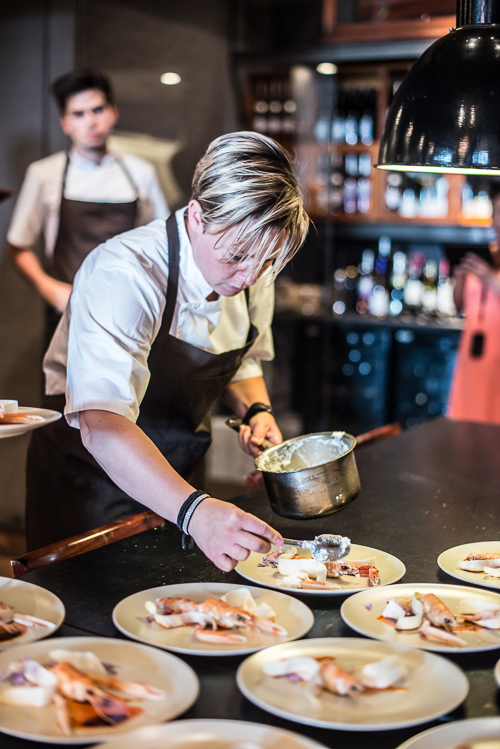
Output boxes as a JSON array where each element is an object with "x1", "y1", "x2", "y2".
[{"x1": 158, "y1": 213, "x2": 181, "y2": 340}]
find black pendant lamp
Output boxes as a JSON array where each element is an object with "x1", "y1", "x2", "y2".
[{"x1": 377, "y1": 0, "x2": 500, "y2": 175}]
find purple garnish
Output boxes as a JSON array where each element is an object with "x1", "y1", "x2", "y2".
[
  {"x1": 365, "y1": 603, "x2": 373, "y2": 610},
  {"x1": 102, "y1": 662, "x2": 118, "y2": 675},
  {"x1": 285, "y1": 672, "x2": 304, "y2": 683}
]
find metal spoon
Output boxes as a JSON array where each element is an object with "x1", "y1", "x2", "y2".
[{"x1": 281, "y1": 534, "x2": 351, "y2": 563}]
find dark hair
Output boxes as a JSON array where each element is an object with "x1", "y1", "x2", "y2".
[{"x1": 51, "y1": 69, "x2": 114, "y2": 114}]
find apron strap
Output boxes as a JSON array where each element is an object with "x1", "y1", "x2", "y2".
[{"x1": 162, "y1": 213, "x2": 181, "y2": 335}]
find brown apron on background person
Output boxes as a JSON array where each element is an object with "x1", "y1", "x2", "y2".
[
  {"x1": 44, "y1": 153, "x2": 139, "y2": 345},
  {"x1": 26, "y1": 213, "x2": 259, "y2": 550}
]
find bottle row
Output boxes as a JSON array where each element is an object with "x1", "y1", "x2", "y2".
[
  {"x1": 315, "y1": 89, "x2": 376, "y2": 146},
  {"x1": 331, "y1": 237, "x2": 456, "y2": 319},
  {"x1": 252, "y1": 76, "x2": 297, "y2": 139}
]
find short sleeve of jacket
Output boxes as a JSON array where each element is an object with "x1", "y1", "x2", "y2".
[
  {"x1": 7, "y1": 162, "x2": 47, "y2": 249},
  {"x1": 64, "y1": 235, "x2": 167, "y2": 427}
]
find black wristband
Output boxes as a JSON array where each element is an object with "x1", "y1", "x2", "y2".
[
  {"x1": 176, "y1": 490, "x2": 209, "y2": 535},
  {"x1": 242, "y1": 402, "x2": 273, "y2": 425}
]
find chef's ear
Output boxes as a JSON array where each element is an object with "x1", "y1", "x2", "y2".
[{"x1": 187, "y1": 200, "x2": 204, "y2": 234}]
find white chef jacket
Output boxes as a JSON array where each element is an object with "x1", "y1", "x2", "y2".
[
  {"x1": 7, "y1": 149, "x2": 168, "y2": 259},
  {"x1": 44, "y1": 208, "x2": 275, "y2": 429}
]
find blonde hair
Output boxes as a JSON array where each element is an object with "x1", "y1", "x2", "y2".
[{"x1": 191, "y1": 131, "x2": 309, "y2": 277}]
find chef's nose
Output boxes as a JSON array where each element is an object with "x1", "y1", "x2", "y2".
[{"x1": 237, "y1": 260, "x2": 272, "y2": 286}]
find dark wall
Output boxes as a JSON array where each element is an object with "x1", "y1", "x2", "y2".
[{"x1": 78, "y1": 0, "x2": 237, "y2": 203}]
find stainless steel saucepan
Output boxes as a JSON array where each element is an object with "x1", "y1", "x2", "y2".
[{"x1": 226, "y1": 420, "x2": 400, "y2": 520}]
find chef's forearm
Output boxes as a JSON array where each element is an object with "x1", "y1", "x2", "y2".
[
  {"x1": 8, "y1": 243, "x2": 46, "y2": 291},
  {"x1": 79, "y1": 409, "x2": 194, "y2": 522},
  {"x1": 222, "y1": 376, "x2": 271, "y2": 419}
]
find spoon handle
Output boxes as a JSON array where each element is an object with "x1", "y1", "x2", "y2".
[{"x1": 282, "y1": 538, "x2": 311, "y2": 549}]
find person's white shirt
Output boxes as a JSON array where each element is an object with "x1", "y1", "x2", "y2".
[
  {"x1": 7, "y1": 149, "x2": 169, "y2": 259},
  {"x1": 44, "y1": 209, "x2": 275, "y2": 428}
]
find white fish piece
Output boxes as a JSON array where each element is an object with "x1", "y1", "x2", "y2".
[
  {"x1": 0, "y1": 400, "x2": 18, "y2": 414},
  {"x1": 358, "y1": 655, "x2": 407, "y2": 689},
  {"x1": 411, "y1": 593, "x2": 423, "y2": 616},
  {"x1": 221, "y1": 588, "x2": 257, "y2": 613},
  {"x1": 458, "y1": 598, "x2": 500, "y2": 615},
  {"x1": 220, "y1": 588, "x2": 277, "y2": 620},
  {"x1": 0, "y1": 683, "x2": 55, "y2": 707},
  {"x1": 396, "y1": 611, "x2": 423, "y2": 630},
  {"x1": 381, "y1": 599, "x2": 407, "y2": 620},
  {"x1": 278, "y1": 557, "x2": 327, "y2": 582},
  {"x1": 280, "y1": 573, "x2": 306, "y2": 588},
  {"x1": 24, "y1": 658, "x2": 58, "y2": 687},
  {"x1": 262, "y1": 656, "x2": 320, "y2": 681},
  {"x1": 280, "y1": 547, "x2": 299, "y2": 559},
  {"x1": 48, "y1": 650, "x2": 107, "y2": 676},
  {"x1": 459, "y1": 559, "x2": 490, "y2": 572},
  {"x1": 485, "y1": 566, "x2": 500, "y2": 578},
  {"x1": 0, "y1": 658, "x2": 57, "y2": 707},
  {"x1": 470, "y1": 612, "x2": 500, "y2": 629}
]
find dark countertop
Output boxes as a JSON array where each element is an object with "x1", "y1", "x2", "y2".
[{"x1": 6, "y1": 417, "x2": 500, "y2": 748}]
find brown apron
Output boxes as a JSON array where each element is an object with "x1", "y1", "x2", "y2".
[
  {"x1": 26, "y1": 213, "x2": 259, "y2": 549},
  {"x1": 45, "y1": 153, "x2": 139, "y2": 343}
]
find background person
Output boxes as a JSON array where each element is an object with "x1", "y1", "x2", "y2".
[
  {"x1": 26, "y1": 131, "x2": 309, "y2": 571},
  {"x1": 448, "y1": 184, "x2": 500, "y2": 423},
  {"x1": 6, "y1": 68, "x2": 168, "y2": 343}
]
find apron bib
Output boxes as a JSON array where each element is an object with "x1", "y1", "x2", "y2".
[
  {"x1": 45, "y1": 154, "x2": 139, "y2": 343},
  {"x1": 26, "y1": 213, "x2": 258, "y2": 549}
]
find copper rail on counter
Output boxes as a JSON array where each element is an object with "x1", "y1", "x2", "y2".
[{"x1": 10, "y1": 422, "x2": 401, "y2": 577}]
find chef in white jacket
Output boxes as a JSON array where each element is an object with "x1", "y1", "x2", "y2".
[{"x1": 26, "y1": 131, "x2": 310, "y2": 572}]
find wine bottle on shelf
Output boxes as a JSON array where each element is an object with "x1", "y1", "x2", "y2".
[
  {"x1": 368, "y1": 236, "x2": 390, "y2": 318},
  {"x1": 356, "y1": 248, "x2": 376, "y2": 315},
  {"x1": 267, "y1": 79, "x2": 283, "y2": 136},
  {"x1": 281, "y1": 79, "x2": 297, "y2": 137},
  {"x1": 403, "y1": 252, "x2": 425, "y2": 310},
  {"x1": 421, "y1": 258, "x2": 438, "y2": 313},
  {"x1": 315, "y1": 109, "x2": 330, "y2": 144},
  {"x1": 331, "y1": 92, "x2": 346, "y2": 143},
  {"x1": 436, "y1": 258, "x2": 456, "y2": 316},
  {"x1": 252, "y1": 80, "x2": 269, "y2": 134},
  {"x1": 344, "y1": 92, "x2": 359, "y2": 146},
  {"x1": 359, "y1": 90, "x2": 375, "y2": 146},
  {"x1": 389, "y1": 251, "x2": 407, "y2": 316},
  {"x1": 357, "y1": 177, "x2": 371, "y2": 214},
  {"x1": 343, "y1": 177, "x2": 357, "y2": 214},
  {"x1": 329, "y1": 151, "x2": 344, "y2": 215}
]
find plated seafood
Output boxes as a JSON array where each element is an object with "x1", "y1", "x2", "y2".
[
  {"x1": 144, "y1": 588, "x2": 287, "y2": 644},
  {"x1": 0, "y1": 400, "x2": 43, "y2": 425},
  {"x1": 262, "y1": 653, "x2": 407, "y2": 696},
  {"x1": 379, "y1": 592, "x2": 500, "y2": 647},
  {"x1": 0, "y1": 602, "x2": 56, "y2": 641},
  {"x1": 458, "y1": 552, "x2": 500, "y2": 578},
  {"x1": 0, "y1": 649, "x2": 165, "y2": 737},
  {"x1": 259, "y1": 547, "x2": 381, "y2": 590}
]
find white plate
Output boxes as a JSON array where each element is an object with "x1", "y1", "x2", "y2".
[
  {"x1": 438, "y1": 541, "x2": 500, "y2": 590},
  {"x1": 341, "y1": 582, "x2": 500, "y2": 652},
  {"x1": 395, "y1": 717, "x2": 500, "y2": 748},
  {"x1": 0, "y1": 575, "x2": 65, "y2": 648},
  {"x1": 0, "y1": 407, "x2": 61, "y2": 439},
  {"x1": 0, "y1": 636, "x2": 198, "y2": 744},
  {"x1": 236, "y1": 543, "x2": 406, "y2": 595},
  {"x1": 93, "y1": 718, "x2": 329, "y2": 748},
  {"x1": 113, "y1": 582, "x2": 314, "y2": 656},
  {"x1": 236, "y1": 637, "x2": 468, "y2": 731}
]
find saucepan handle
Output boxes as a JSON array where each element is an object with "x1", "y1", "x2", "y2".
[{"x1": 225, "y1": 417, "x2": 274, "y2": 451}]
